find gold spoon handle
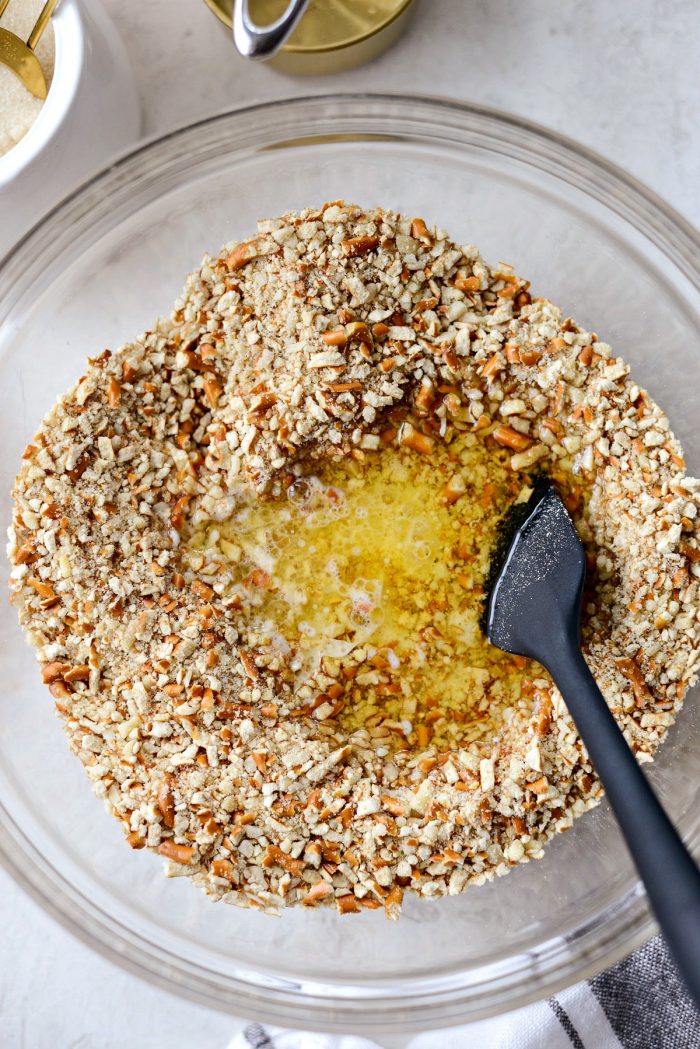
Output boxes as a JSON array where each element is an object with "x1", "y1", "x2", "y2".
[
  {"x1": 27, "y1": 0, "x2": 58, "y2": 52},
  {"x1": 0, "y1": 0, "x2": 12, "y2": 19}
]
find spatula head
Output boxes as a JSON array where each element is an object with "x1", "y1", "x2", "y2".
[{"x1": 484, "y1": 479, "x2": 586, "y2": 663}]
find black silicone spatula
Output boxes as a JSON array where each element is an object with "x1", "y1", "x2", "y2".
[{"x1": 485, "y1": 478, "x2": 700, "y2": 1005}]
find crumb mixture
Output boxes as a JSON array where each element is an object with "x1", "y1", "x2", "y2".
[
  {"x1": 9, "y1": 203, "x2": 699, "y2": 917},
  {"x1": 0, "y1": 0, "x2": 54, "y2": 158}
]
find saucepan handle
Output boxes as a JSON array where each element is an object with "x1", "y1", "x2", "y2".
[{"x1": 233, "y1": 0, "x2": 310, "y2": 60}]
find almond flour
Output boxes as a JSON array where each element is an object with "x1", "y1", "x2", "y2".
[{"x1": 8, "y1": 203, "x2": 699, "y2": 916}]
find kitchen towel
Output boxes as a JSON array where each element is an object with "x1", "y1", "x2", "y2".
[{"x1": 229, "y1": 935, "x2": 700, "y2": 1049}]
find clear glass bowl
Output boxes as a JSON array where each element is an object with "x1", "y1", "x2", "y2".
[{"x1": 1, "y1": 95, "x2": 699, "y2": 1034}]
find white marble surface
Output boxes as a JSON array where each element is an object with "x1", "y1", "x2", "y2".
[{"x1": 1, "y1": 1, "x2": 699, "y2": 1046}]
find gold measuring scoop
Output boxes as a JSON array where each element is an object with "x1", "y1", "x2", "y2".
[{"x1": 0, "y1": 0, "x2": 58, "y2": 100}]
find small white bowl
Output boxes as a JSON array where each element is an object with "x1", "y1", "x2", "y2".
[{"x1": 0, "y1": 0, "x2": 141, "y2": 256}]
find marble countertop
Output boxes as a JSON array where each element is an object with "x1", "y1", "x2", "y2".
[{"x1": 1, "y1": 1, "x2": 698, "y2": 1045}]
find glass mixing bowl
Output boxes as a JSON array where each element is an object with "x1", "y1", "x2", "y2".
[{"x1": 1, "y1": 94, "x2": 698, "y2": 1034}]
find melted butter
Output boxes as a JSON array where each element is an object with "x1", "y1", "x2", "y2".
[{"x1": 190, "y1": 432, "x2": 539, "y2": 752}]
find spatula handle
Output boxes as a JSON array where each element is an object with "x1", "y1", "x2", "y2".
[{"x1": 546, "y1": 639, "x2": 700, "y2": 1006}]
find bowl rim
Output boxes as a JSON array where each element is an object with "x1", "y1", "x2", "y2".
[
  {"x1": 2, "y1": 91, "x2": 699, "y2": 278},
  {"x1": 0, "y1": 92, "x2": 698, "y2": 1032}
]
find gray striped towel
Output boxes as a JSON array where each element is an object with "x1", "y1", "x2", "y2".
[{"x1": 229, "y1": 935, "x2": 699, "y2": 1049}]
